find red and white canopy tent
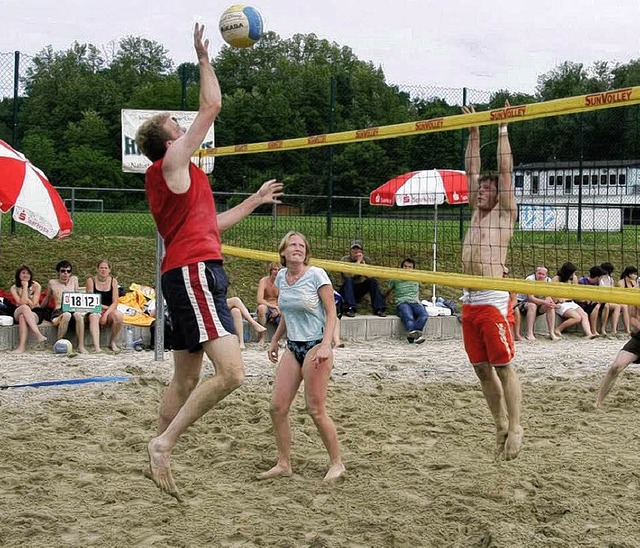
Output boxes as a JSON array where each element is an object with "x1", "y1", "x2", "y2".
[
  {"x1": 370, "y1": 169, "x2": 468, "y2": 304},
  {"x1": 0, "y1": 139, "x2": 72, "y2": 240}
]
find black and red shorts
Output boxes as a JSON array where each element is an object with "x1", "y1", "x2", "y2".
[{"x1": 162, "y1": 261, "x2": 235, "y2": 352}]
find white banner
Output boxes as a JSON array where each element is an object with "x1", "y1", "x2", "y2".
[{"x1": 121, "y1": 109, "x2": 215, "y2": 174}]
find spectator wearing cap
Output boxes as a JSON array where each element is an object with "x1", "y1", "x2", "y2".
[{"x1": 338, "y1": 240, "x2": 387, "y2": 317}]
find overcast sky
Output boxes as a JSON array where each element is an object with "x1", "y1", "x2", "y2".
[{"x1": 3, "y1": 0, "x2": 639, "y2": 93}]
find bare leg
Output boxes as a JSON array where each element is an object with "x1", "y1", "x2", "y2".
[
  {"x1": 257, "y1": 304, "x2": 268, "y2": 345},
  {"x1": 74, "y1": 312, "x2": 88, "y2": 353},
  {"x1": 109, "y1": 310, "x2": 124, "y2": 352},
  {"x1": 146, "y1": 336, "x2": 244, "y2": 500},
  {"x1": 54, "y1": 311, "x2": 71, "y2": 339},
  {"x1": 227, "y1": 297, "x2": 266, "y2": 335},
  {"x1": 257, "y1": 350, "x2": 301, "y2": 480},
  {"x1": 303, "y1": 346, "x2": 345, "y2": 481},
  {"x1": 473, "y1": 363, "x2": 509, "y2": 458},
  {"x1": 157, "y1": 350, "x2": 203, "y2": 434},
  {"x1": 555, "y1": 311, "x2": 580, "y2": 336},
  {"x1": 589, "y1": 306, "x2": 600, "y2": 337},
  {"x1": 595, "y1": 350, "x2": 637, "y2": 406},
  {"x1": 11, "y1": 307, "x2": 47, "y2": 353},
  {"x1": 230, "y1": 307, "x2": 245, "y2": 349},
  {"x1": 88, "y1": 313, "x2": 101, "y2": 352},
  {"x1": 332, "y1": 318, "x2": 344, "y2": 348},
  {"x1": 620, "y1": 305, "x2": 631, "y2": 335},
  {"x1": 513, "y1": 307, "x2": 523, "y2": 341},
  {"x1": 546, "y1": 309, "x2": 560, "y2": 340},
  {"x1": 610, "y1": 304, "x2": 621, "y2": 336},
  {"x1": 601, "y1": 303, "x2": 611, "y2": 335},
  {"x1": 10, "y1": 314, "x2": 29, "y2": 353},
  {"x1": 495, "y1": 364, "x2": 523, "y2": 460},
  {"x1": 524, "y1": 303, "x2": 536, "y2": 341}
]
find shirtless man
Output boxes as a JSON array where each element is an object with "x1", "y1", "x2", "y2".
[
  {"x1": 256, "y1": 262, "x2": 281, "y2": 346},
  {"x1": 460, "y1": 102, "x2": 523, "y2": 461},
  {"x1": 135, "y1": 24, "x2": 283, "y2": 500},
  {"x1": 42, "y1": 260, "x2": 88, "y2": 353}
]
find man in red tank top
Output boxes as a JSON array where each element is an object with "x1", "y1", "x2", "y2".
[{"x1": 135, "y1": 23, "x2": 283, "y2": 501}]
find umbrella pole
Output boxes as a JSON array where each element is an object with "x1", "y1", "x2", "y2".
[{"x1": 432, "y1": 203, "x2": 438, "y2": 305}]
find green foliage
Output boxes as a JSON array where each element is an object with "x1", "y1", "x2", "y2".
[{"x1": 4, "y1": 34, "x2": 640, "y2": 209}]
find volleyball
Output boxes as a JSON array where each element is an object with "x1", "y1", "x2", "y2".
[
  {"x1": 53, "y1": 338, "x2": 73, "y2": 355},
  {"x1": 219, "y1": 5, "x2": 263, "y2": 48}
]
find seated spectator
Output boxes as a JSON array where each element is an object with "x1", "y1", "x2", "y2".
[
  {"x1": 227, "y1": 296, "x2": 266, "y2": 350},
  {"x1": 518, "y1": 266, "x2": 559, "y2": 342},
  {"x1": 617, "y1": 266, "x2": 639, "y2": 336},
  {"x1": 256, "y1": 262, "x2": 281, "y2": 347},
  {"x1": 386, "y1": 258, "x2": 428, "y2": 344},
  {"x1": 41, "y1": 260, "x2": 88, "y2": 353},
  {"x1": 551, "y1": 262, "x2": 596, "y2": 339},
  {"x1": 599, "y1": 262, "x2": 623, "y2": 338},
  {"x1": 85, "y1": 260, "x2": 124, "y2": 353},
  {"x1": 339, "y1": 240, "x2": 386, "y2": 317},
  {"x1": 577, "y1": 266, "x2": 605, "y2": 336},
  {"x1": 9, "y1": 265, "x2": 48, "y2": 353}
]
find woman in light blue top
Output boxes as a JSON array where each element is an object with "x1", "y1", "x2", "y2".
[{"x1": 259, "y1": 231, "x2": 345, "y2": 482}]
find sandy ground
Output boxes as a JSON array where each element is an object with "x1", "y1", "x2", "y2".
[{"x1": 2, "y1": 335, "x2": 640, "y2": 547}]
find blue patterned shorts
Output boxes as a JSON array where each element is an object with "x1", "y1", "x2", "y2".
[{"x1": 286, "y1": 339, "x2": 324, "y2": 366}]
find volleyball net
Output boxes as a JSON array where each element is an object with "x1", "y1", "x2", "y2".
[{"x1": 209, "y1": 86, "x2": 640, "y2": 305}]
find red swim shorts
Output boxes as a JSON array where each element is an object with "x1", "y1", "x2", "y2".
[{"x1": 462, "y1": 303, "x2": 515, "y2": 365}]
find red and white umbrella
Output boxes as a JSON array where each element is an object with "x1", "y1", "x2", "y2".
[
  {"x1": 0, "y1": 139, "x2": 72, "y2": 239},
  {"x1": 369, "y1": 169, "x2": 468, "y2": 207},
  {"x1": 370, "y1": 169, "x2": 469, "y2": 305}
]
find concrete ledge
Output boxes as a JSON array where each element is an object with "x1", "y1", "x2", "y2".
[
  {"x1": 0, "y1": 322, "x2": 151, "y2": 351},
  {"x1": 1, "y1": 312, "x2": 615, "y2": 351}
]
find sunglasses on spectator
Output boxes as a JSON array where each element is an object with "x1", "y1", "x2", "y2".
[{"x1": 59, "y1": 268, "x2": 72, "y2": 273}]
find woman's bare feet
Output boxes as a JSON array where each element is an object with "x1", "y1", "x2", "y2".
[
  {"x1": 9, "y1": 347, "x2": 25, "y2": 354},
  {"x1": 256, "y1": 463, "x2": 292, "y2": 480},
  {"x1": 110, "y1": 343, "x2": 121, "y2": 354}
]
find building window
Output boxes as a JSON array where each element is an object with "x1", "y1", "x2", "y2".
[
  {"x1": 601, "y1": 174, "x2": 607, "y2": 185},
  {"x1": 574, "y1": 175, "x2": 581, "y2": 186},
  {"x1": 583, "y1": 175, "x2": 589, "y2": 185},
  {"x1": 591, "y1": 174, "x2": 598, "y2": 185},
  {"x1": 515, "y1": 174, "x2": 524, "y2": 188},
  {"x1": 610, "y1": 174, "x2": 617, "y2": 185},
  {"x1": 619, "y1": 173, "x2": 626, "y2": 186},
  {"x1": 549, "y1": 175, "x2": 555, "y2": 186},
  {"x1": 565, "y1": 175, "x2": 572, "y2": 193},
  {"x1": 532, "y1": 175, "x2": 539, "y2": 194}
]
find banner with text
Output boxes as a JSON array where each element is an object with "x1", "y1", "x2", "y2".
[{"x1": 120, "y1": 109, "x2": 215, "y2": 174}]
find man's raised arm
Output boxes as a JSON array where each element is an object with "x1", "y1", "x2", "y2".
[
  {"x1": 462, "y1": 105, "x2": 480, "y2": 210},
  {"x1": 163, "y1": 23, "x2": 222, "y2": 189},
  {"x1": 497, "y1": 101, "x2": 516, "y2": 217}
]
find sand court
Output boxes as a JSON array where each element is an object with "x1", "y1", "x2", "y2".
[{"x1": 2, "y1": 337, "x2": 640, "y2": 546}]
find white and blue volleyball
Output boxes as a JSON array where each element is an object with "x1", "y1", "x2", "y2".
[
  {"x1": 53, "y1": 338, "x2": 73, "y2": 355},
  {"x1": 219, "y1": 5, "x2": 263, "y2": 48}
]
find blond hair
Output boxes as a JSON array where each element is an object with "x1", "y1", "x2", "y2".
[{"x1": 278, "y1": 231, "x2": 311, "y2": 267}]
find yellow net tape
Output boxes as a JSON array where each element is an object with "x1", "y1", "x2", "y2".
[
  {"x1": 203, "y1": 87, "x2": 640, "y2": 157},
  {"x1": 223, "y1": 245, "x2": 640, "y2": 307}
]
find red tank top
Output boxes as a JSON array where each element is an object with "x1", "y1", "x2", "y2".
[{"x1": 145, "y1": 160, "x2": 222, "y2": 273}]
